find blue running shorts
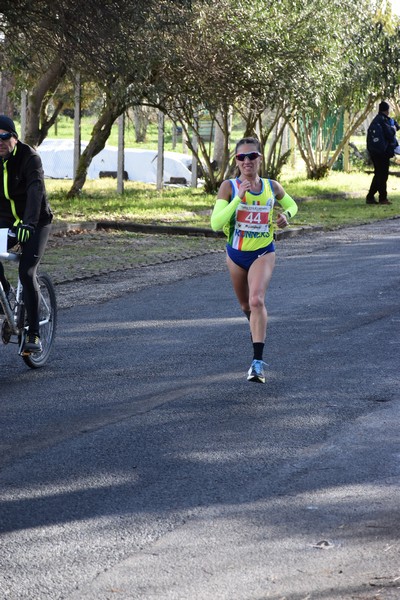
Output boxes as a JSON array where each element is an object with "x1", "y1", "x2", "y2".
[{"x1": 226, "y1": 242, "x2": 275, "y2": 271}]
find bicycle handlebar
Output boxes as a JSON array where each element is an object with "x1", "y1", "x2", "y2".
[{"x1": 0, "y1": 251, "x2": 20, "y2": 262}]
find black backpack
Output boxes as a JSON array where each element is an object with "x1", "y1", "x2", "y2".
[{"x1": 367, "y1": 119, "x2": 389, "y2": 155}]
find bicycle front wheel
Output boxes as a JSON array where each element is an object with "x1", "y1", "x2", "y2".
[{"x1": 23, "y1": 272, "x2": 57, "y2": 369}]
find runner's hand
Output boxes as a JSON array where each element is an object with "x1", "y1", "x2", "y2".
[
  {"x1": 276, "y1": 213, "x2": 289, "y2": 229},
  {"x1": 238, "y1": 180, "x2": 252, "y2": 199}
]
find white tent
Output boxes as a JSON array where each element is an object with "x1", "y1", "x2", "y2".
[{"x1": 37, "y1": 139, "x2": 193, "y2": 184}]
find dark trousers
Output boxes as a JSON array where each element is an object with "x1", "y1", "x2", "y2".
[
  {"x1": 0, "y1": 222, "x2": 51, "y2": 333},
  {"x1": 367, "y1": 154, "x2": 390, "y2": 202}
]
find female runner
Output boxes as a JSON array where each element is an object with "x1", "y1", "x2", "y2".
[{"x1": 211, "y1": 137, "x2": 298, "y2": 383}]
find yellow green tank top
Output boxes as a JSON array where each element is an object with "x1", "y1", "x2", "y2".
[{"x1": 224, "y1": 178, "x2": 275, "y2": 251}]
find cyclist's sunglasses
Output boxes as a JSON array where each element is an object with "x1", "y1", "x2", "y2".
[
  {"x1": 235, "y1": 151, "x2": 261, "y2": 161},
  {"x1": 0, "y1": 132, "x2": 13, "y2": 140}
]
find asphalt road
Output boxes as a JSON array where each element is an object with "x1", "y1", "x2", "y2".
[{"x1": 0, "y1": 220, "x2": 399, "y2": 600}]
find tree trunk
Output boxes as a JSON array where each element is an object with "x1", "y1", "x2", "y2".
[
  {"x1": 213, "y1": 109, "x2": 231, "y2": 169},
  {"x1": 25, "y1": 57, "x2": 67, "y2": 148},
  {"x1": 0, "y1": 72, "x2": 14, "y2": 116},
  {"x1": 132, "y1": 106, "x2": 149, "y2": 143},
  {"x1": 67, "y1": 101, "x2": 126, "y2": 197}
]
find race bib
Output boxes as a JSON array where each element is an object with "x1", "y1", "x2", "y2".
[{"x1": 236, "y1": 204, "x2": 270, "y2": 233}]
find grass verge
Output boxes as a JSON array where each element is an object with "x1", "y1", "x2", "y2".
[
  {"x1": 47, "y1": 170, "x2": 400, "y2": 230},
  {"x1": 40, "y1": 230, "x2": 225, "y2": 284}
]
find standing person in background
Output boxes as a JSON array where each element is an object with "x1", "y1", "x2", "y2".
[
  {"x1": 211, "y1": 137, "x2": 298, "y2": 384},
  {"x1": 0, "y1": 115, "x2": 53, "y2": 353},
  {"x1": 366, "y1": 101, "x2": 396, "y2": 205}
]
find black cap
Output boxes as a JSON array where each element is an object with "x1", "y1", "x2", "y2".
[
  {"x1": 0, "y1": 115, "x2": 17, "y2": 136},
  {"x1": 378, "y1": 101, "x2": 390, "y2": 113}
]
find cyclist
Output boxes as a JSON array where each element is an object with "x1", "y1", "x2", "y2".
[
  {"x1": 0, "y1": 115, "x2": 53, "y2": 352},
  {"x1": 211, "y1": 137, "x2": 298, "y2": 384}
]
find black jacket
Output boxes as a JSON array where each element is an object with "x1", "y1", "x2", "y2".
[
  {"x1": 0, "y1": 140, "x2": 53, "y2": 227},
  {"x1": 369, "y1": 112, "x2": 397, "y2": 158}
]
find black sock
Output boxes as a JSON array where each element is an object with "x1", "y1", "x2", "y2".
[{"x1": 253, "y1": 342, "x2": 264, "y2": 361}]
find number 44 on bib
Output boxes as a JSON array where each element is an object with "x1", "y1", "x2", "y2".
[{"x1": 236, "y1": 205, "x2": 270, "y2": 232}]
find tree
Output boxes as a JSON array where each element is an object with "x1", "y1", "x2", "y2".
[
  {"x1": 0, "y1": 0, "x2": 195, "y2": 194},
  {"x1": 67, "y1": 0, "x2": 195, "y2": 196},
  {"x1": 288, "y1": 0, "x2": 400, "y2": 178},
  {"x1": 159, "y1": 0, "x2": 392, "y2": 189},
  {"x1": 0, "y1": 1, "x2": 79, "y2": 145},
  {"x1": 160, "y1": 0, "x2": 298, "y2": 191}
]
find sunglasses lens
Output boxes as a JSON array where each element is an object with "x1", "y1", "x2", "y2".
[
  {"x1": 0, "y1": 133, "x2": 12, "y2": 140},
  {"x1": 236, "y1": 152, "x2": 260, "y2": 161}
]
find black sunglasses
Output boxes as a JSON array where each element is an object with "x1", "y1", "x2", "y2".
[
  {"x1": 0, "y1": 132, "x2": 13, "y2": 140},
  {"x1": 235, "y1": 151, "x2": 261, "y2": 161}
]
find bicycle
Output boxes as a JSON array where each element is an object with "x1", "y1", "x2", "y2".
[{"x1": 0, "y1": 228, "x2": 57, "y2": 368}]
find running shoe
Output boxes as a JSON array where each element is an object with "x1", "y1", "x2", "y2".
[{"x1": 247, "y1": 359, "x2": 266, "y2": 384}]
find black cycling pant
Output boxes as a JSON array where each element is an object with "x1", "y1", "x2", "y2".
[{"x1": 0, "y1": 222, "x2": 52, "y2": 333}]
